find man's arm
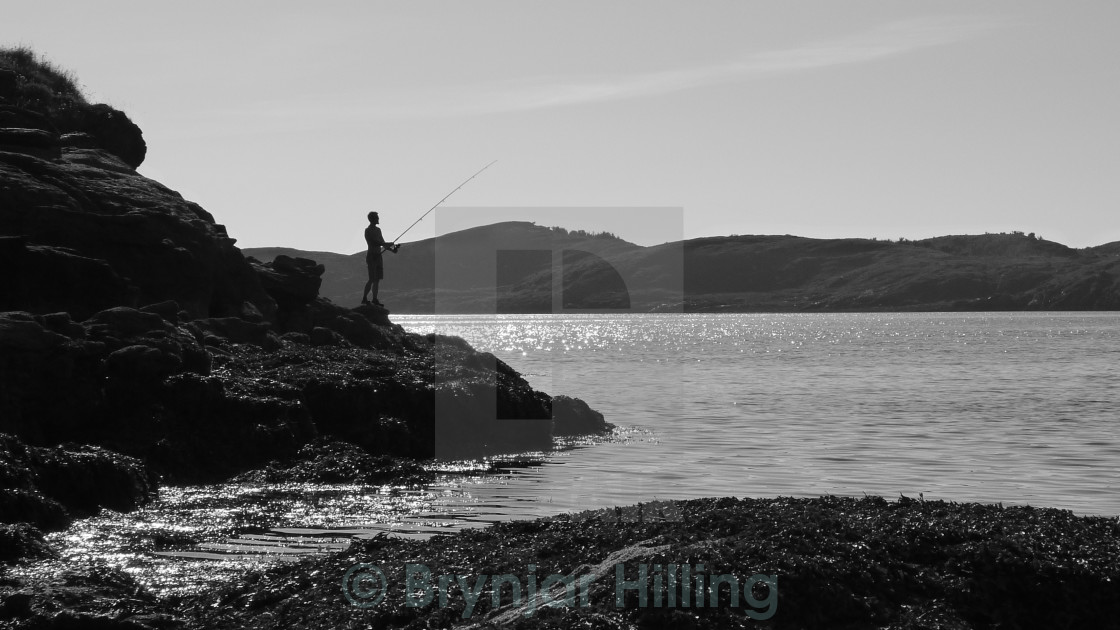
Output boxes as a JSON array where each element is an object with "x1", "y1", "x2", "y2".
[{"x1": 377, "y1": 229, "x2": 401, "y2": 252}]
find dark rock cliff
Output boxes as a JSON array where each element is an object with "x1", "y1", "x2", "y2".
[
  {"x1": 0, "y1": 145, "x2": 273, "y2": 320},
  {"x1": 0, "y1": 53, "x2": 609, "y2": 627},
  {"x1": 0, "y1": 55, "x2": 609, "y2": 548},
  {"x1": 0, "y1": 143, "x2": 608, "y2": 484}
]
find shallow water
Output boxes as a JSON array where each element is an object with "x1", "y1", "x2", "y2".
[
  {"x1": 38, "y1": 467, "x2": 575, "y2": 597},
  {"x1": 41, "y1": 312, "x2": 1120, "y2": 594}
]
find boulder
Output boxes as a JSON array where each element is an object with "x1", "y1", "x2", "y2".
[
  {"x1": 552, "y1": 395, "x2": 613, "y2": 436},
  {"x1": 0, "y1": 433, "x2": 157, "y2": 530},
  {"x1": 54, "y1": 102, "x2": 146, "y2": 169},
  {"x1": 83, "y1": 306, "x2": 210, "y2": 376},
  {"x1": 137, "y1": 299, "x2": 183, "y2": 324},
  {"x1": 30, "y1": 443, "x2": 158, "y2": 515},
  {"x1": 251, "y1": 255, "x2": 324, "y2": 307}
]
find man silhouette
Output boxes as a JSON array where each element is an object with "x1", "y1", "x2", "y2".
[{"x1": 361, "y1": 211, "x2": 399, "y2": 305}]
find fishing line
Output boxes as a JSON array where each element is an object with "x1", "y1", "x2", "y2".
[{"x1": 383, "y1": 160, "x2": 497, "y2": 251}]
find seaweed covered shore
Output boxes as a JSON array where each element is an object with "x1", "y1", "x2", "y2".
[
  {"x1": 183, "y1": 495, "x2": 1120, "y2": 629},
  {"x1": 6, "y1": 495, "x2": 1117, "y2": 629}
]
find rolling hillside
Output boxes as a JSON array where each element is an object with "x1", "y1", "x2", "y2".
[{"x1": 246, "y1": 225, "x2": 1120, "y2": 313}]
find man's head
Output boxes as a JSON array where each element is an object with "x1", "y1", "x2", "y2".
[{"x1": 367, "y1": 211, "x2": 379, "y2": 224}]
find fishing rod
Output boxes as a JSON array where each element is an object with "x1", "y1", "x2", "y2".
[{"x1": 381, "y1": 160, "x2": 497, "y2": 252}]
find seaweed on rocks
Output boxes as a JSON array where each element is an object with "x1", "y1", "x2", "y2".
[
  {"x1": 0, "y1": 434, "x2": 157, "y2": 531},
  {"x1": 176, "y1": 495, "x2": 1120, "y2": 630},
  {"x1": 231, "y1": 439, "x2": 433, "y2": 486}
]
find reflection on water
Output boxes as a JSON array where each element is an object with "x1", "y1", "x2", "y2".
[
  {"x1": 37, "y1": 436, "x2": 646, "y2": 596},
  {"x1": 36, "y1": 312, "x2": 1120, "y2": 595},
  {"x1": 39, "y1": 477, "x2": 525, "y2": 597},
  {"x1": 404, "y1": 312, "x2": 1120, "y2": 518}
]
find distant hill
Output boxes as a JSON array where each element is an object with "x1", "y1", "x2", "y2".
[
  {"x1": 1090, "y1": 241, "x2": 1120, "y2": 256},
  {"x1": 248, "y1": 222, "x2": 650, "y2": 312},
  {"x1": 246, "y1": 225, "x2": 1120, "y2": 312}
]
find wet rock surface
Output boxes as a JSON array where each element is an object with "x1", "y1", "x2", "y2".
[
  {"x1": 551, "y1": 395, "x2": 610, "y2": 437},
  {"x1": 0, "y1": 563, "x2": 172, "y2": 629},
  {"x1": 0, "y1": 434, "x2": 157, "y2": 529},
  {"x1": 0, "y1": 302, "x2": 608, "y2": 485},
  {"x1": 230, "y1": 439, "x2": 433, "y2": 486},
  {"x1": 0, "y1": 523, "x2": 57, "y2": 563},
  {"x1": 1, "y1": 432, "x2": 157, "y2": 597}
]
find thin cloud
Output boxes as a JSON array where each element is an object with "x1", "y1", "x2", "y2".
[
  {"x1": 467, "y1": 16, "x2": 1004, "y2": 115},
  {"x1": 166, "y1": 15, "x2": 1004, "y2": 135}
]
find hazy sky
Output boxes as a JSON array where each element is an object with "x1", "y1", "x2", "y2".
[{"x1": 6, "y1": 1, "x2": 1119, "y2": 252}]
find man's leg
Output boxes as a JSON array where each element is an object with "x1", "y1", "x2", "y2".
[
  {"x1": 362, "y1": 278, "x2": 373, "y2": 304},
  {"x1": 370, "y1": 279, "x2": 381, "y2": 305}
]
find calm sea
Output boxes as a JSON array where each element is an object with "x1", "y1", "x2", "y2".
[
  {"x1": 400, "y1": 312, "x2": 1120, "y2": 517},
  {"x1": 39, "y1": 312, "x2": 1120, "y2": 595}
]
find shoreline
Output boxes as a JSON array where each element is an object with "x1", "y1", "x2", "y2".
[
  {"x1": 10, "y1": 493, "x2": 1118, "y2": 629},
  {"x1": 174, "y1": 493, "x2": 1120, "y2": 629}
]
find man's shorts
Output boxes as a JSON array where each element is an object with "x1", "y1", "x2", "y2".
[{"x1": 366, "y1": 254, "x2": 384, "y2": 281}]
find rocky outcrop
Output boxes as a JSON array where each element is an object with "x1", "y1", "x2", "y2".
[
  {"x1": 1, "y1": 46, "x2": 146, "y2": 168},
  {"x1": 0, "y1": 127, "x2": 58, "y2": 160},
  {"x1": 0, "y1": 141, "x2": 274, "y2": 321},
  {"x1": 54, "y1": 103, "x2": 147, "y2": 169},
  {"x1": 249, "y1": 255, "x2": 324, "y2": 309},
  {"x1": 0, "y1": 308, "x2": 208, "y2": 447},
  {"x1": 0, "y1": 54, "x2": 608, "y2": 526},
  {"x1": 231, "y1": 439, "x2": 432, "y2": 485},
  {"x1": 0, "y1": 237, "x2": 137, "y2": 315},
  {"x1": 0, "y1": 297, "x2": 609, "y2": 486},
  {"x1": 552, "y1": 394, "x2": 610, "y2": 436},
  {"x1": 1, "y1": 433, "x2": 156, "y2": 534},
  {"x1": 0, "y1": 563, "x2": 173, "y2": 629},
  {"x1": 0, "y1": 523, "x2": 57, "y2": 563}
]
